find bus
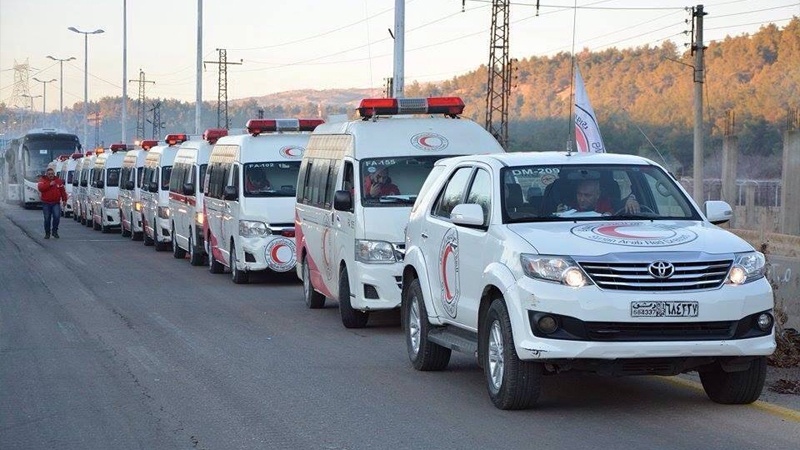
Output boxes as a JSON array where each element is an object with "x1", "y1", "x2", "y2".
[{"x1": 4, "y1": 129, "x2": 81, "y2": 208}]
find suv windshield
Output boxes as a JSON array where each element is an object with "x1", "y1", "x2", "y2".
[
  {"x1": 361, "y1": 156, "x2": 447, "y2": 207},
  {"x1": 501, "y1": 164, "x2": 701, "y2": 223}
]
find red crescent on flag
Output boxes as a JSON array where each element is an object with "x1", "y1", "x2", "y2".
[
  {"x1": 575, "y1": 125, "x2": 589, "y2": 152},
  {"x1": 441, "y1": 244, "x2": 455, "y2": 301}
]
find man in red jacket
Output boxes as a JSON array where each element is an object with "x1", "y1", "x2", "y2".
[{"x1": 37, "y1": 168, "x2": 68, "y2": 239}]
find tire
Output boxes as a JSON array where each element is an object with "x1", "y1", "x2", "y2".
[
  {"x1": 172, "y1": 223, "x2": 187, "y2": 259},
  {"x1": 154, "y1": 218, "x2": 168, "y2": 251},
  {"x1": 188, "y1": 232, "x2": 204, "y2": 266},
  {"x1": 483, "y1": 299, "x2": 542, "y2": 410},
  {"x1": 143, "y1": 217, "x2": 154, "y2": 246},
  {"x1": 121, "y1": 217, "x2": 131, "y2": 237},
  {"x1": 230, "y1": 242, "x2": 249, "y2": 284},
  {"x1": 404, "y1": 278, "x2": 451, "y2": 371},
  {"x1": 302, "y1": 257, "x2": 325, "y2": 309},
  {"x1": 93, "y1": 217, "x2": 102, "y2": 231},
  {"x1": 208, "y1": 240, "x2": 224, "y2": 274},
  {"x1": 338, "y1": 267, "x2": 368, "y2": 329},
  {"x1": 700, "y1": 356, "x2": 767, "y2": 404}
]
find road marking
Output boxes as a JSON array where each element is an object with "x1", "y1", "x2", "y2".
[{"x1": 664, "y1": 375, "x2": 800, "y2": 422}]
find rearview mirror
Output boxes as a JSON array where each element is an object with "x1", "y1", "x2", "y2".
[
  {"x1": 705, "y1": 200, "x2": 732, "y2": 225},
  {"x1": 450, "y1": 203, "x2": 486, "y2": 228},
  {"x1": 183, "y1": 183, "x2": 195, "y2": 196},
  {"x1": 223, "y1": 185, "x2": 238, "y2": 201},
  {"x1": 125, "y1": 180, "x2": 135, "y2": 190},
  {"x1": 333, "y1": 190, "x2": 352, "y2": 211},
  {"x1": 96, "y1": 180, "x2": 104, "y2": 189},
  {"x1": 148, "y1": 181, "x2": 159, "y2": 193}
]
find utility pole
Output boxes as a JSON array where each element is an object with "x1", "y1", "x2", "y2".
[
  {"x1": 391, "y1": 0, "x2": 405, "y2": 98},
  {"x1": 128, "y1": 69, "x2": 155, "y2": 140},
  {"x1": 692, "y1": 4, "x2": 706, "y2": 204},
  {"x1": 88, "y1": 111, "x2": 102, "y2": 150},
  {"x1": 485, "y1": 0, "x2": 511, "y2": 149},
  {"x1": 147, "y1": 101, "x2": 165, "y2": 140},
  {"x1": 204, "y1": 49, "x2": 242, "y2": 129}
]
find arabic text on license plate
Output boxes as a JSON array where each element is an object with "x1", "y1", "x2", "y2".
[{"x1": 630, "y1": 301, "x2": 699, "y2": 318}]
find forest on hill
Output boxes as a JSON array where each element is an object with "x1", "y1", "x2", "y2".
[{"x1": 2, "y1": 18, "x2": 797, "y2": 179}]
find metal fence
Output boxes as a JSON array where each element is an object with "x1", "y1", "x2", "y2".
[{"x1": 681, "y1": 178, "x2": 782, "y2": 207}]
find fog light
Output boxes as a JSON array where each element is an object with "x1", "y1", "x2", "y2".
[
  {"x1": 538, "y1": 316, "x2": 558, "y2": 334},
  {"x1": 757, "y1": 313, "x2": 773, "y2": 331}
]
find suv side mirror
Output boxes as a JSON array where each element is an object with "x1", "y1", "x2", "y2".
[
  {"x1": 333, "y1": 190, "x2": 352, "y2": 211},
  {"x1": 182, "y1": 183, "x2": 195, "y2": 196},
  {"x1": 96, "y1": 180, "x2": 104, "y2": 189},
  {"x1": 125, "y1": 180, "x2": 135, "y2": 190},
  {"x1": 148, "y1": 181, "x2": 159, "y2": 193},
  {"x1": 451, "y1": 203, "x2": 486, "y2": 228},
  {"x1": 705, "y1": 200, "x2": 732, "y2": 225},
  {"x1": 223, "y1": 185, "x2": 238, "y2": 201}
]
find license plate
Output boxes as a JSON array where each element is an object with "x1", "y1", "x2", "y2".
[{"x1": 630, "y1": 301, "x2": 699, "y2": 318}]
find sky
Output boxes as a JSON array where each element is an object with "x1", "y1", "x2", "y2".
[{"x1": 1, "y1": 0, "x2": 798, "y2": 112}]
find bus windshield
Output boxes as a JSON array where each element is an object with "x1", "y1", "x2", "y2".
[{"x1": 22, "y1": 135, "x2": 80, "y2": 182}]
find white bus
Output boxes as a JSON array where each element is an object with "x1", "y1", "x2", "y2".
[{"x1": 7, "y1": 129, "x2": 81, "y2": 208}]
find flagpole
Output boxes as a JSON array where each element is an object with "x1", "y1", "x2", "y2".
[{"x1": 567, "y1": 0, "x2": 579, "y2": 153}]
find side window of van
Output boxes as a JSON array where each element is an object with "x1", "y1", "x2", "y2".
[
  {"x1": 324, "y1": 160, "x2": 341, "y2": 209},
  {"x1": 168, "y1": 163, "x2": 182, "y2": 193},
  {"x1": 230, "y1": 165, "x2": 240, "y2": 192},
  {"x1": 432, "y1": 167, "x2": 473, "y2": 219}
]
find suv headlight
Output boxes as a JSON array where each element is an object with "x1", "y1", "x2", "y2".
[
  {"x1": 239, "y1": 220, "x2": 268, "y2": 238},
  {"x1": 356, "y1": 240, "x2": 397, "y2": 263},
  {"x1": 158, "y1": 206, "x2": 170, "y2": 219},
  {"x1": 727, "y1": 251, "x2": 766, "y2": 285},
  {"x1": 520, "y1": 254, "x2": 591, "y2": 288},
  {"x1": 103, "y1": 198, "x2": 119, "y2": 209}
]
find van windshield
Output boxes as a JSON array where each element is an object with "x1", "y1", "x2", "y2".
[
  {"x1": 244, "y1": 162, "x2": 300, "y2": 197},
  {"x1": 361, "y1": 156, "x2": 445, "y2": 207}
]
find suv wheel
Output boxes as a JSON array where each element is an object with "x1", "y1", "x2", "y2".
[
  {"x1": 700, "y1": 356, "x2": 767, "y2": 404},
  {"x1": 483, "y1": 299, "x2": 542, "y2": 410},
  {"x1": 338, "y1": 267, "x2": 368, "y2": 328},
  {"x1": 303, "y1": 257, "x2": 325, "y2": 309},
  {"x1": 404, "y1": 278, "x2": 451, "y2": 371}
]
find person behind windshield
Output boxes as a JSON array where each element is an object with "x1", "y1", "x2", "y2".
[
  {"x1": 571, "y1": 179, "x2": 639, "y2": 214},
  {"x1": 246, "y1": 168, "x2": 271, "y2": 193},
  {"x1": 364, "y1": 165, "x2": 400, "y2": 198}
]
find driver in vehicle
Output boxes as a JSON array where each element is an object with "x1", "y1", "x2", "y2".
[
  {"x1": 364, "y1": 165, "x2": 400, "y2": 198},
  {"x1": 246, "y1": 168, "x2": 271, "y2": 193},
  {"x1": 566, "y1": 179, "x2": 640, "y2": 214}
]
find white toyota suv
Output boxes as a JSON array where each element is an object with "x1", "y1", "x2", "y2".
[{"x1": 401, "y1": 151, "x2": 775, "y2": 410}]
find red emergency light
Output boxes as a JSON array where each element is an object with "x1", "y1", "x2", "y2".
[
  {"x1": 71, "y1": 152, "x2": 83, "y2": 160},
  {"x1": 165, "y1": 134, "x2": 188, "y2": 146},
  {"x1": 246, "y1": 118, "x2": 325, "y2": 136},
  {"x1": 58, "y1": 154, "x2": 70, "y2": 161},
  {"x1": 357, "y1": 97, "x2": 465, "y2": 119},
  {"x1": 110, "y1": 143, "x2": 128, "y2": 152},
  {"x1": 203, "y1": 128, "x2": 228, "y2": 144},
  {"x1": 84, "y1": 150, "x2": 95, "y2": 156},
  {"x1": 140, "y1": 140, "x2": 158, "y2": 151}
]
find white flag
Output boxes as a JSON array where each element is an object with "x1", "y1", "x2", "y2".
[{"x1": 574, "y1": 67, "x2": 605, "y2": 153}]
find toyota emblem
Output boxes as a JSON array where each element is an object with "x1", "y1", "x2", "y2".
[{"x1": 648, "y1": 261, "x2": 675, "y2": 279}]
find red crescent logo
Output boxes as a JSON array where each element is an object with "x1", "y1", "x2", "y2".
[
  {"x1": 321, "y1": 228, "x2": 331, "y2": 265},
  {"x1": 271, "y1": 243, "x2": 286, "y2": 263},
  {"x1": 280, "y1": 146, "x2": 304, "y2": 158},
  {"x1": 595, "y1": 224, "x2": 649, "y2": 239},
  {"x1": 441, "y1": 244, "x2": 455, "y2": 301}
]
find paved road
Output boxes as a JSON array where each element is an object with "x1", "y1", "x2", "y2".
[{"x1": 1, "y1": 203, "x2": 799, "y2": 450}]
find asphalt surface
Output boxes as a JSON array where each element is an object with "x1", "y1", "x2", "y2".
[{"x1": 1, "y1": 202, "x2": 799, "y2": 450}]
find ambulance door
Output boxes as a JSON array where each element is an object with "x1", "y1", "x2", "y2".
[{"x1": 220, "y1": 163, "x2": 240, "y2": 264}]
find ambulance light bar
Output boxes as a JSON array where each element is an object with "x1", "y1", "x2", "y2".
[
  {"x1": 357, "y1": 97, "x2": 465, "y2": 119},
  {"x1": 110, "y1": 143, "x2": 128, "y2": 152},
  {"x1": 71, "y1": 152, "x2": 83, "y2": 160},
  {"x1": 246, "y1": 119, "x2": 325, "y2": 136},
  {"x1": 165, "y1": 134, "x2": 188, "y2": 145},
  {"x1": 203, "y1": 128, "x2": 228, "y2": 144},
  {"x1": 140, "y1": 140, "x2": 158, "y2": 151},
  {"x1": 58, "y1": 155, "x2": 70, "y2": 161}
]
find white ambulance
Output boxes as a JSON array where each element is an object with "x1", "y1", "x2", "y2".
[
  {"x1": 76, "y1": 150, "x2": 99, "y2": 226},
  {"x1": 119, "y1": 139, "x2": 158, "y2": 240},
  {"x1": 204, "y1": 118, "x2": 322, "y2": 284},
  {"x1": 88, "y1": 143, "x2": 129, "y2": 232},
  {"x1": 59, "y1": 152, "x2": 81, "y2": 217},
  {"x1": 401, "y1": 152, "x2": 775, "y2": 409},
  {"x1": 295, "y1": 97, "x2": 505, "y2": 328},
  {"x1": 71, "y1": 151, "x2": 93, "y2": 222},
  {"x1": 168, "y1": 128, "x2": 227, "y2": 265},
  {"x1": 141, "y1": 134, "x2": 187, "y2": 250}
]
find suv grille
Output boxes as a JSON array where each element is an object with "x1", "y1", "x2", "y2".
[{"x1": 579, "y1": 258, "x2": 732, "y2": 291}]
